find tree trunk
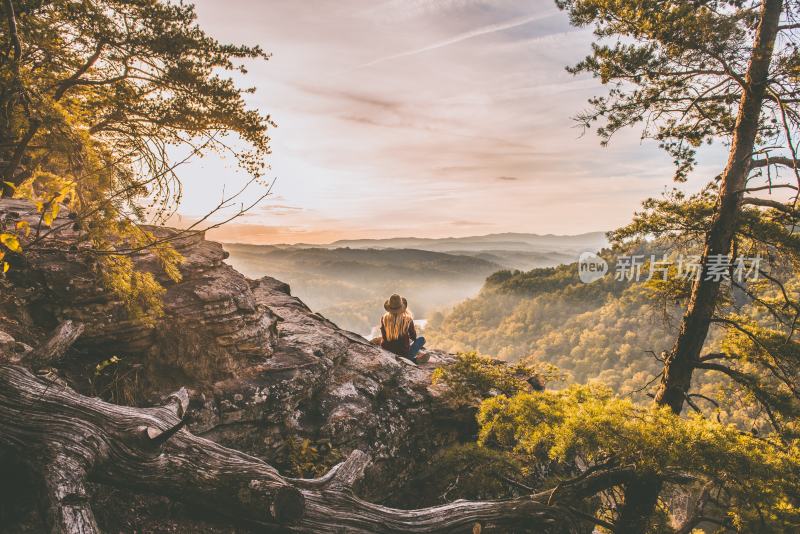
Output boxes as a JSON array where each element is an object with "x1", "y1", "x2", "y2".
[
  {"x1": 618, "y1": 1, "x2": 783, "y2": 531},
  {"x1": 0, "y1": 363, "x2": 571, "y2": 534},
  {"x1": 656, "y1": 0, "x2": 783, "y2": 414},
  {"x1": 615, "y1": 477, "x2": 663, "y2": 534}
]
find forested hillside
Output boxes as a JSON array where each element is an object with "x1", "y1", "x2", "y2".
[
  {"x1": 2, "y1": 0, "x2": 800, "y2": 532},
  {"x1": 426, "y1": 259, "x2": 684, "y2": 395}
]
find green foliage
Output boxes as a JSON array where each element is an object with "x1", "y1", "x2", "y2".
[
  {"x1": 426, "y1": 252, "x2": 800, "y2": 437},
  {"x1": 557, "y1": 0, "x2": 800, "y2": 443},
  {"x1": 405, "y1": 444, "x2": 531, "y2": 504},
  {"x1": 714, "y1": 311, "x2": 800, "y2": 437},
  {"x1": 92, "y1": 223, "x2": 184, "y2": 320},
  {"x1": 608, "y1": 174, "x2": 800, "y2": 431},
  {"x1": 96, "y1": 255, "x2": 166, "y2": 325},
  {"x1": 477, "y1": 386, "x2": 800, "y2": 532},
  {"x1": 426, "y1": 257, "x2": 679, "y2": 396},
  {"x1": 609, "y1": 187, "x2": 718, "y2": 246},
  {"x1": 555, "y1": 0, "x2": 794, "y2": 182},
  {"x1": 428, "y1": 350, "x2": 800, "y2": 531},
  {"x1": 432, "y1": 352, "x2": 562, "y2": 404},
  {"x1": 478, "y1": 0, "x2": 800, "y2": 530},
  {"x1": 0, "y1": 178, "x2": 76, "y2": 274},
  {"x1": 2, "y1": 0, "x2": 273, "y2": 190},
  {"x1": 1, "y1": 0, "x2": 271, "y2": 318},
  {"x1": 286, "y1": 437, "x2": 343, "y2": 479}
]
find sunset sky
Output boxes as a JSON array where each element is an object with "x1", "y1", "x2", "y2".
[{"x1": 176, "y1": 0, "x2": 728, "y2": 244}]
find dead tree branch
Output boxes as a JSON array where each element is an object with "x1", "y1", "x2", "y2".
[
  {"x1": 24, "y1": 320, "x2": 85, "y2": 367},
  {"x1": 0, "y1": 364, "x2": 573, "y2": 533}
]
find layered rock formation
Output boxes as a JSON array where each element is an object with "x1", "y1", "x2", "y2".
[
  {"x1": 0, "y1": 199, "x2": 477, "y2": 530},
  {"x1": 193, "y1": 276, "x2": 472, "y2": 501},
  {"x1": 1, "y1": 199, "x2": 279, "y2": 388}
]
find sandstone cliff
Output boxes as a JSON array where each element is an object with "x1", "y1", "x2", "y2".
[{"x1": 0, "y1": 199, "x2": 481, "y2": 532}]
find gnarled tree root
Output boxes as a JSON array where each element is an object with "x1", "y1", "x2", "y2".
[{"x1": 0, "y1": 364, "x2": 571, "y2": 533}]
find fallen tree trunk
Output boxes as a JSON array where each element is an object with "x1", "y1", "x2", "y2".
[
  {"x1": 0, "y1": 364, "x2": 304, "y2": 533},
  {"x1": 0, "y1": 364, "x2": 570, "y2": 533}
]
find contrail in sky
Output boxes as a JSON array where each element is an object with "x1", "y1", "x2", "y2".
[{"x1": 358, "y1": 11, "x2": 557, "y2": 69}]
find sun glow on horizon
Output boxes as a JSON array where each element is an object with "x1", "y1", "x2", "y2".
[{"x1": 177, "y1": 0, "x2": 728, "y2": 244}]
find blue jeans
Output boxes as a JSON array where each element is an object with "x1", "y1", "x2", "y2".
[{"x1": 409, "y1": 336, "x2": 426, "y2": 359}]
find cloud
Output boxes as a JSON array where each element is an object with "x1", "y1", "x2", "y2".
[
  {"x1": 260, "y1": 204, "x2": 305, "y2": 216},
  {"x1": 181, "y1": 0, "x2": 727, "y2": 241},
  {"x1": 357, "y1": 11, "x2": 558, "y2": 68},
  {"x1": 449, "y1": 219, "x2": 495, "y2": 226},
  {"x1": 206, "y1": 223, "x2": 345, "y2": 245},
  {"x1": 296, "y1": 84, "x2": 405, "y2": 112},
  {"x1": 361, "y1": 0, "x2": 520, "y2": 22}
]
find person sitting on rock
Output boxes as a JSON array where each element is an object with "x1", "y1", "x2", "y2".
[{"x1": 379, "y1": 294, "x2": 429, "y2": 364}]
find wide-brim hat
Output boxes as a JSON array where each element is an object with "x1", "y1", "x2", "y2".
[{"x1": 384, "y1": 294, "x2": 407, "y2": 313}]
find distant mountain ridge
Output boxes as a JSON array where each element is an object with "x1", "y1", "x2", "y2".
[
  {"x1": 237, "y1": 231, "x2": 608, "y2": 253},
  {"x1": 225, "y1": 231, "x2": 609, "y2": 273},
  {"x1": 329, "y1": 231, "x2": 608, "y2": 250},
  {"x1": 328, "y1": 232, "x2": 608, "y2": 272},
  {"x1": 223, "y1": 245, "x2": 503, "y2": 278},
  {"x1": 222, "y1": 231, "x2": 608, "y2": 336}
]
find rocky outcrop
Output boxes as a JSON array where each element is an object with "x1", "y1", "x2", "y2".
[
  {"x1": 1, "y1": 199, "x2": 279, "y2": 387},
  {"x1": 192, "y1": 275, "x2": 472, "y2": 501},
  {"x1": 0, "y1": 199, "x2": 476, "y2": 508}
]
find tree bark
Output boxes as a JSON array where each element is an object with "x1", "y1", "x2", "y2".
[
  {"x1": 41, "y1": 455, "x2": 99, "y2": 534},
  {"x1": 24, "y1": 320, "x2": 85, "y2": 367},
  {"x1": 656, "y1": 0, "x2": 783, "y2": 414},
  {"x1": 614, "y1": 477, "x2": 663, "y2": 534},
  {"x1": 0, "y1": 363, "x2": 571, "y2": 533},
  {"x1": 619, "y1": 1, "x2": 784, "y2": 532}
]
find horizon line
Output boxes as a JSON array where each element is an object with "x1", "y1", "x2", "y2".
[{"x1": 218, "y1": 229, "x2": 610, "y2": 248}]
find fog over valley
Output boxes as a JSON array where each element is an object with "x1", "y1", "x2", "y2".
[{"x1": 223, "y1": 231, "x2": 607, "y2": 336}]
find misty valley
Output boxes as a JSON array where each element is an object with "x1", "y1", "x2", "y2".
[
  {"x1": 2, "y1": 0, "x2": 799, "y2": 532},
  {"x1": 223, "y1": 232, "x2": 608, "y2": 336}
]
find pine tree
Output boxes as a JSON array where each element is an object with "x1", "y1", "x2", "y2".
[{"x1": 559, "y1": 0, "x2": 799, "y2": 529}]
